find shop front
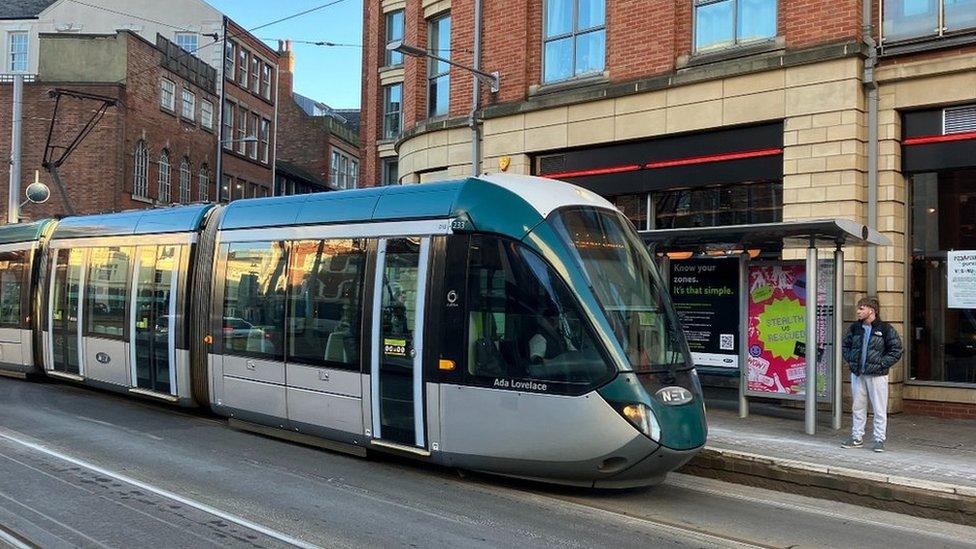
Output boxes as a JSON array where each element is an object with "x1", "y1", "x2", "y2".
[
  {"x1": 533, "y1": 123, "x2": 784, "y2": 250},
  {"x1": 904, "y1": 108, "x2": 976, "y2": 389}
]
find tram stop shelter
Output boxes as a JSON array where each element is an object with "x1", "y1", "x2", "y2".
[{"x1": 639, "y1": 219, "x2": 891, "y2": 435}]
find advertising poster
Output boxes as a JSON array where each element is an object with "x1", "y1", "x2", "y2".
[
  {"x1": 746, "y1": 263, "x2": 832, "y2": 398},
  {"x1": 670, "y1": 258, "x2": 739, "y2": 369},
  {"x1": 948, "y1": 251, "x2": 976, "y2": 309}
]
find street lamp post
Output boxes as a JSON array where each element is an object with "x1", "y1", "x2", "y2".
[{"x1": 386, "y1": 40, "x2": 499, "y2": 177}]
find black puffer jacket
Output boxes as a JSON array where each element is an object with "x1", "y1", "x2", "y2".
[{"x1": 841, "y1": 318, "x2": 903, "y2": 376}]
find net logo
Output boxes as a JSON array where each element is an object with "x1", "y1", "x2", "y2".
[{"x1": 656, "y1": 386, "x2": 693, "y2": 406}]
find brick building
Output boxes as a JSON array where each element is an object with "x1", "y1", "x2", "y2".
[
  {"x1": 0, "y1": 31, "x2": 217, "y2": 220},
  {"x1": 275, "y1": 40, "x2": 361, "y2": 194},
  {"x1": 361, "y1": 0, "x2": 976, "y2": 416},
  {"x1": 218, "y1": 17, "x2": 278, "y2": 201}
]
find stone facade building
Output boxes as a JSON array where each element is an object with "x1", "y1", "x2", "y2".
[{"x1": 361, "y1": 0, "x2": 976, "y2": 416}]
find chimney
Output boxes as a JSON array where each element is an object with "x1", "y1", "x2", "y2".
[{"x1": 278, "y1": 39, "x2": 295, "y2": 96}]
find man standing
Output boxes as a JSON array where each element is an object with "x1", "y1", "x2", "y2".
[{"x1": 840, "y1": 297, "x2": 903, "y2": 452}]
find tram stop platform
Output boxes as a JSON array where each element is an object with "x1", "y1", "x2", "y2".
[{"x1": 680, "y1": 388, "x2": 976, "y2": 526}]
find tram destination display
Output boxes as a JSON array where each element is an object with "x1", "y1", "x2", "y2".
[{"x1": 669, "y1": 258, "x2": 739, "y2": 369}]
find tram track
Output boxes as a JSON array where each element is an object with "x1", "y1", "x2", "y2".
[
  {"x1": 0, "y1": 428, "x2": 321, "y2": 549},
  {"x1": 456, "y1": 475, "x2": 779, "y2": 549}
]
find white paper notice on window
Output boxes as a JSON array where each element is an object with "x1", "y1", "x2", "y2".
[{"x1": 948, "y1": 251, "x2": 976, "y2": 309}]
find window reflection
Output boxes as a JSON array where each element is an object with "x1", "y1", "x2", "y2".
[
  {"x1": 543, "y1": 0, "x2": 606, "y2": 83},
  {"x1": 0, "y1": 250, "x2": 27, "y2": 328},
  {"x1": 85, "y1": 247, "x2": 132, "y2": 338},
  {"x1": 695, "y1": 0, "x2": 776, "y2": 53},
  {"x1": 287, "y1": 239, "x2": 366, "y2": 368},
  {"x1": 222, "y1": 242, "x2": 287, "y2": 357},
  {"x1": 466, "y1": 235, "x2": 607, "y2": 385}
]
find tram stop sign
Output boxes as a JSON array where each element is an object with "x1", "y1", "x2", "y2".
[{"x1": 25, "y1": 182, "x2": 51, "y2": 204}]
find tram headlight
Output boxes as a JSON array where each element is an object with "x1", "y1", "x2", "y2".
[{"x1": 620, "y1": 403, "x2": 661, "y2": 442}]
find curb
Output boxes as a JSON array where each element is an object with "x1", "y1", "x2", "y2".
[{"x1": 679, "y1": 446, "x2": 976, "y2": 527}]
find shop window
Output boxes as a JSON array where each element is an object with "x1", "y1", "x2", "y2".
[
  {"x1": 222, "y1": 242, "x2": 287, "y2": 358},
  {"x1": 85, "y1": 247, "x2": 132, "y2": 339},
  {"x1": 286, "y1": 239, "x2": 366, "y2": 369},
  {"x1": 543, "y1": 0, "x2": 606, "y2": 83},
  {"x1": 910, "y1": 171, "x2": 976, "y2": 384},
  {"x1": 654, "y1": 181, "x2": 782, "y2": 229},
  {"x1": 694, "y1": 0, "x2": 777, "y2": 53},
  {"x1": 611, "y1": 194, "x2": 649, "y2": 231},
  {"x1": 427, "y1": 14, "x2": 451, "y2": 118},
  {"x1": 465, "y1": 234, "x2": 608, "y2": 386},
  {"x1": 0, "y1": 250, "x2": 28, "y2": 328}
]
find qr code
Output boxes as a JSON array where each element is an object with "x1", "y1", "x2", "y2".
[{"x1": 720, "y1": 334, "x2": 734, "y2": 350}]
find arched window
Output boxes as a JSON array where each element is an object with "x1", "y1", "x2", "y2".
[
  {"x1": 198, "y1": 165, "x2": 210, "y2": 202},
  {"x1": 158, "y1": 150, "x2": 171, "y2": 203},
  {"x1": 179, "y1": 157, "x2": 191, "y2": 203},
  {"x1": 133, "y1": 140, "x2": 148, "y2": 198}
]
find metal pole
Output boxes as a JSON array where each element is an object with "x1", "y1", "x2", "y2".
[
  {"x1": 833, "y1": 245, "x2": 845, "y2": 430},
  {"x1": 739, "y1": 253, "x2": 749, "y2": 418},
  {"x1": 470, "y1": 0, "x2": 483, "y2": 176},
  {"x1": 8, "y1": 74, "x2": 24, "y2": 224},
  {"x1": 805, "y1": 243, "x2": 818, "y2": 435}
]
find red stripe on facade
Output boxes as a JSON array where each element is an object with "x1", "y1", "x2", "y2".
[
  {"x1": 903, "y1": 131, "x2": 976, "y2": 145},
  {"x1": 644, "y1": 148, "x2": 783, "y2": 169},
  {"x1": 541, "y1": 164, "x2": 642, "y2": 179}
]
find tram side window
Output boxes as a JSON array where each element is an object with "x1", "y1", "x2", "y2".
[
  {"x1": 85, "y1": 247, "x2": 132, "y2": 339},
  {"x1": 286, "y1": 239, "x2": 366, "y2": 369},
  {"x1": 466, "y1": 235, "x2": 608, "y2": 386},
  {"x1": 222, "y1": 242, "x2": 287, "y2": 357},
  {"x1": 0, "y1": 250, "x2": 28, "y2": 328}
]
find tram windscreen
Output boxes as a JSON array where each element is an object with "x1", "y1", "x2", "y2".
[{"x1": 551, "y1": 207, "x2": 689, "y2": 373}]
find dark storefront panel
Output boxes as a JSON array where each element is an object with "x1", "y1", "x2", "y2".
[
  {"x1": 535, "y1": 123, "x2": 783, "y2": 196},
  {"x1": 904, "y1": 108, "x2": 976, "y2": 385}
]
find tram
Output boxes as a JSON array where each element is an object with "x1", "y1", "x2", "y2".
[{"x1": 0, "y1": 174, "x2": 706, "y2": 488}]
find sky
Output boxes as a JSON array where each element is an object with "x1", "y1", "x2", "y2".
[{"x1": 208, "y1": 0, "x2": 364, "y2": 109}]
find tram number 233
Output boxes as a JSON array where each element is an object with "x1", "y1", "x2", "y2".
[{"x1": 384, "y1": 339, "x2": 408, "y2": 357}]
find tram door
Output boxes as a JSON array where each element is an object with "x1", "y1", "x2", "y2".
[
  {"x1": 131, "y1": 245, "x2": 180, "y2": 395},
  {"x1": 371, "y1": 237, "x2": 430, "y2": 448},
  {"x1": 50, "y1": 248, "x2": 86, "y2": 375}
]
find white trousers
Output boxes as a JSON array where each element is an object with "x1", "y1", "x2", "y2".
[{"x1": 851, "y1": 373, "x2": 889, "y2": 442}]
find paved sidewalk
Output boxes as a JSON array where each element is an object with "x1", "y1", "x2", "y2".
[{"x1": 679, "y1": 388, "x2": 976, "y2": 525}]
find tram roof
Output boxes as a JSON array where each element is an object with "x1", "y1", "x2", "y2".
[
  {"x1": 219, "y1": 174, "x2": 613, "y2": 234},
  {"x1": 50, "y1": 204, "x2": 213, "y2": 240},
  {"x1": 0, "y1": 219, "x2": 55, "y2": 246}
]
